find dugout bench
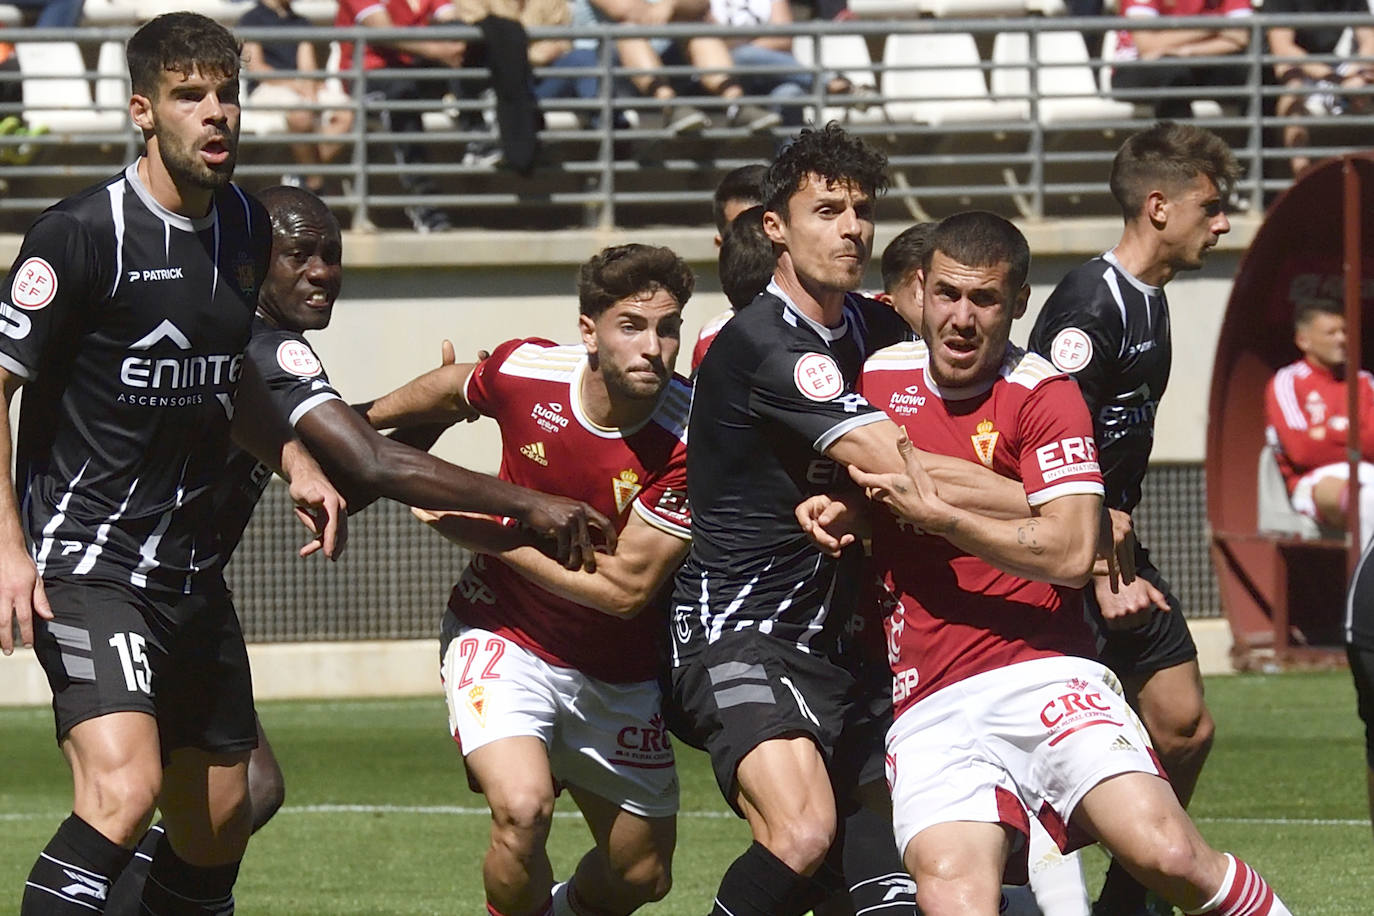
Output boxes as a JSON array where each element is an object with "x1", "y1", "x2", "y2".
[{"x1": 1207, "y1": 154, "x2": 1374, "y2": 671}]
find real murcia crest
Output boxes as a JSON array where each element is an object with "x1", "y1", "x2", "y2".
[
  {"x1": 466, "y1": 685, "x2": 488, "y2": 728},
  {"x1": 971, "y1": 419, "x2": 999, "y2": 468},
  {"x1": 612, "y1": 469, "x2": 641, "y2": 513}
]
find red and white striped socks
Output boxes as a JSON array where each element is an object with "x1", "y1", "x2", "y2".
[{"x1": 1186, "y1": 853, "x2": 1293, "y2": 916}]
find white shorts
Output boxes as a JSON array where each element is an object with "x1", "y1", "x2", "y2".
[
  {"x1": 241, "y1": 80, "x2": 351, "y2": 136},
  {"x1": 886, "y1": 656, "x2": 1162, "y2": 871},
  {"x1": 1291, "y1": 461, "x2": 1374, "y2": 518},
  {"x1": 441, "y1": 626, "x2": 679, "y2": 819}
]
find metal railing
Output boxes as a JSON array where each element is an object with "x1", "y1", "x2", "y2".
[{"x1": 0, "y1": 13, "x2": 1371, "y2": 231}]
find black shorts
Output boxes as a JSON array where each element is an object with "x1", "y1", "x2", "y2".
[
  {"x1": 32, "y1": 576, "x2": 257, "y2": 758},
  {"x1": 1347, "y1": 644, "x2": 1374, "y2": 769},
  {"x1": 1085, "y1": 543, "x2": 1198, "y2": 679},
  {"x1": 668, "y1": 630, "x2": 890, "y2": 816}
]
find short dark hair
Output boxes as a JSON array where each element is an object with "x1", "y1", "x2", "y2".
[
  {"x1": 761, "y1": 122, "x2": 888, "y2": 220},
  {"x1": 719, "y1": 206, "x2": 774, "y2": 311},
  {"x1": 256, "y1": 185, "x2": 340, "y2": 241},
  {"x1": 1109, "y1": 121, "x2": 1240, "y2": 220},
  {"x1": 922, "y1": 211, "x2": 1030, "y2": 296},
  {"x1": 127, "y1": 12, "x2": 242, "y2": 99},
  {"x1": 713, "y1": 164, "x2": 768, "y2": 236},
  {"x1": 1294, "y1": 300, "x2": 1343, "y2": 331},
  {"x1": 881, "y1": 221, "x2": 937, "y2": 293},
  {"x1": 578, "y1": 244, "x2": 695, "y2": 318}
]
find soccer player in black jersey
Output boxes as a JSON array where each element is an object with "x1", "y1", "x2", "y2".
[
  {"x1": 1027, "y1": 122, "x2": 1240, "y2": 916},
  {"x1": 101, "y1": 185, "x2": 618, "y2": 913},
  {"x1": 670, "y1": 125, "x2": 1033, "y2": 916},
  {"x1": 1, "y1": 14, "x2": 348, "y2": 915}
]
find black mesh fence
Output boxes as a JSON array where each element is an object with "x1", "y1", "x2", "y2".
[
  {"x1": 228, "y1": 461, "x2": 1220, "y2": 642},
  {"x1": 1132, "y1": 462, "x2": 1221, "y2": 619}
]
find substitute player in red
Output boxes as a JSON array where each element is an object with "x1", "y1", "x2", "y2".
[
  {"x1": 804, "y1": 211, "x2": 1293, "y2": 916},
  {"x1": 1265, "y1": 300, "x2": 1374, "y2": 544},
  {"x1": 398, "y1": 244, "x2": 694, "y2": 916}
]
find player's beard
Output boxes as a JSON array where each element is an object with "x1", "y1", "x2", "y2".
[
  {"x1": 154, "y1": 118, "x2": 238, "y2": 191},
  {"x1": 601, "y1": 358, "x2": 668, "y2": 402}
]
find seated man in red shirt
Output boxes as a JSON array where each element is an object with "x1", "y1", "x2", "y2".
[{"x1": 1265, "y1": 300, "x2": 1374, "y2": 544}]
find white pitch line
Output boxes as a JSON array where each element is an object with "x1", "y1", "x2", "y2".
[{"x1": 1, "y1": 808, "x2": 1365, "y2": 827}]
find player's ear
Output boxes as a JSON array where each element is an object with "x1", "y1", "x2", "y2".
[
  {"x1": 1144, "y1": 188, "x2": 1169, "y2": 227},
  {"x1": 1013, "y1": 283, "x2": 1030, "y2": 320},
  {"x1": 130, "y1": 92, "x2": 154, "y2": 132},
  {"x1": 578, "y1": 312, "x2": 598, "y2": 356},
  {"x1": 762, "y1": 208, "x2": 786, "y2": 246}
]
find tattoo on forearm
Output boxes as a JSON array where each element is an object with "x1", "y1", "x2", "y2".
[{"x1": 1017, "y1": 520, "x2": 1045, "y2": 555}]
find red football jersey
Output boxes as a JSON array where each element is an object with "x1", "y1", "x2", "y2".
[
  {"x1": 1265, "y1": 357, "x2": 1374, "y2": 493},
  {"x1": 861, "y1": 341, "x2": 1104, "y2": 716},
  {"x1": 690, "y1": 308, "x2": 735, "y2": 374},
  {"x1": 334, "y1": 0, "x2": 455, "y2": 73},
  {"x1": 447, "y1": 339, "x2": 692, "y2": 683}
]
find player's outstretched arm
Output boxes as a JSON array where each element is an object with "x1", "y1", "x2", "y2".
[
  {"x1": 296, "y1": 399, "x2": 617, "y2": 570},
  {"x1": 850, "y1": 432, "x2": 1100, "y2": 586},
  {"x1": 826, "y1": 417, "x2": 1031, "y2": 519},
  {"x1": 0, "y1": 367, "x2": 49, "y2": 655},
  {"x1": 416, "y1": 507, "x2": 687, "y2": 617},
  {"x1": 232, "y1": 360, "x2": 349, "y2": 559},
  {"x1": 356, "y1": 348, "x2": 481, "y2": 430}
]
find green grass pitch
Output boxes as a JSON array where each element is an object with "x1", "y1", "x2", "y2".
[{"x1": 2, "y1": 671, "x2": 1368, "y2": 913}]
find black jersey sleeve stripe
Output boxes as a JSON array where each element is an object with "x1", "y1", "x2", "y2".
[{"x1": 813, "y1": 410, "x2": 887, "y2": 453}]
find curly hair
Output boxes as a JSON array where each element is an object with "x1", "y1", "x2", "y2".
[
  {"x1": 1110, "y1": 121, "x2": 1241, "y2": 220},
  {"x1": 127, "y1": 12, "x2": 242, "y2": 99},
  {"x1": 578, "y1": 244, "x2": 695, "y2": 318},
  {"x1": 760, "y1": 122, "x2": 889, "y2": 220}
]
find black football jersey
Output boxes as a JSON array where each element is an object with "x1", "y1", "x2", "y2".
[
  {"x1": 671, "y1": 283, "x2": 911, "y2": 662},
  {"x1": 1027, "y1": 251, "x2": 1171, "y2": 513},
  {"x1": 0, "y1": 163, "x2": 270, "y2": 593},
  {"x1": 212, "y1": 317, "x2": 344, "y2": 562}
]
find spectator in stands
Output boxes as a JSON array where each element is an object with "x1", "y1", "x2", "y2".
[
  {"x1": 240, "y1": 0, "x2": 354, "y2": 194},
  {"x1": 9, "y1": 0, "x2": 83, "y2": 28},
  {"x1": 1264, "y1": 300, "x2": 1374, "y2": 545},
  {"x1": 1109, "y1": 0, "x2": 1253, "y2": 119},
  {"x1": 877, "y1": 220, "x2": 935, "y2": 331},
  {"x1": 707, "y1": 0, "x2": 856, "y2": 129},
  {"x1": 444, "y1": 0, "x2": 563, "y2": 171},
  {"x1": 335, "y1": 0, "x2": 468, "y2": 232},
  {"x1": 1265, "y1": 0, "x2": 1374, "y2": 177},
  {"x1": 569, "y1": 0, "x2": 782, "y2": 133},
  {"x1": 0, "y1": 31, "x2": 45, "y2": 165}
]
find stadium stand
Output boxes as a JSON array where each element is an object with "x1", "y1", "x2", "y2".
[{"x1": 0, "y1": 14, "x2": 1371, "y2": 228}]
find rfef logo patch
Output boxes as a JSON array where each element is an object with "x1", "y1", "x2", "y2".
[
  {"x1": 277, "y1": 340, "x2": 322, "y2": 377},
  {"x1": 11, "y1": 257, "x2": 56, "y2": 310},
  {"x1": 793, "y1": 352, "x2": 843, "y2": 401},
  {"x1": 1049, "y1": 328, "x2": 1092, "y2": 373}
]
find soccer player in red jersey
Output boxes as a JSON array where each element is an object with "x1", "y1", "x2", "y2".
[
  {"x1": 1265, "y1": 301, "x2": 1374, "y2": 543},
  {"x1": 802, "y1": 211, "x2": 1294, "y2": 916},
  {"x1": 398, "y1": 245, "x2": 696, "y2": 916}
]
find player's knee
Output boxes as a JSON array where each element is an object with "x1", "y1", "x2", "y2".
[
  {"x1": 769, "y1": 815, "x2": 836, "y2": 873},
  {"x1": 489, "y1": 787, "x2": 555, "y2": 852},
  {"x1": 77, "y1": 765, "x2": 160, "y2": 842},
  {"x1": 1150, "y1": 699, "x2": 1214, "y2": 760},
  {"x1": 914, "y1": 873, "x2": 994, "y2": 916},
  {"x1": 247, "y1": 757, "x2": 286, "y2": 833},
  {"x1": 614, "y1": 850, "x2": 673, "y2": 905},
  {"x1": 1122, "y1": 821, "x2": 1209, "y2": 888}
]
